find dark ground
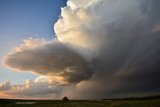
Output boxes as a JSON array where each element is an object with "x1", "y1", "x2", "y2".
[{"x1": 0, "y1": 95, "x2": 160, "y2": 107}]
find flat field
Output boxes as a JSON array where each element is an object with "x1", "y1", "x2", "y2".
[{"x1": 0, "y1": 99, "x2": 160, "y2": 107}]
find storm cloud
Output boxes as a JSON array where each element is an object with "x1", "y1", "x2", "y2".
[
  {"x1": 3, "y1": 38, "x2": 93, "y2": 85},
  {"x1": 1, "y1": 0, "x2": 160, "y2": 99}
]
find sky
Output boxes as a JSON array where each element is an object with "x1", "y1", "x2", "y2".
[
  {"x1": 0, "y1": 0, "x2": 66, "y2": 84},
  {"x1": 0, "y1": 0, "x2": 160, "y2": 99}
]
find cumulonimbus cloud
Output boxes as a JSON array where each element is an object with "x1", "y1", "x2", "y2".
[
  {"x1": 1, "y1": 0, "x2": 160, "y2": 99},
  {"x1": 3, "y1": 38, "x2": 93, "y2": 85}
]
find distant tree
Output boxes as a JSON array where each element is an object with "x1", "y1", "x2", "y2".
[{"x1": 63, "y1": 96, "x2": 69, "y2": 102}]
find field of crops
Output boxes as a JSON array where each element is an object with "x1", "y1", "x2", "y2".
[{"x1": 0, "y1": 99, "x2": 160, "y2": 107}]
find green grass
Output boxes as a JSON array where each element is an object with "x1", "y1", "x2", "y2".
[{"x1": 0, "y1": 99, "x2": 160, "y2": 107}]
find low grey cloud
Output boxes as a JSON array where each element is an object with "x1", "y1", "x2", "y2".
[
  {"x1": 3, "y1": 39, "x2": 93, "y2": 85},
  {"x1": 0, "y1": 77, "x2": 63, "y2": 99},
  {"x1": 0, "y1": 81, "x2": 11, "y2": 91}
]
